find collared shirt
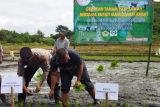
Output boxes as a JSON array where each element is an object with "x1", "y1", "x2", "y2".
[
  {"x1": 17, "y1": 48, "x2": 52, "y2": 76},
  {"x1": 54, "y1": 37, "x2": 70, "y2": 50}
]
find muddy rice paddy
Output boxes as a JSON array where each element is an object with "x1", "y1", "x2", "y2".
[{"x1": 0, "y1": 61, "x2": 160, "y2": 107}]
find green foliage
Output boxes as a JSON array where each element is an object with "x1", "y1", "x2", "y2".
[
  {"x1": 143, "y1": 103, "x2": 149, "y2": 107},
  {"x1": 34, "y1": 72, "x2": 43, "y2": 81},
  {"x1": 37, "y1": 101, "x2": 41, "y2": 107},
  {"x1": 128, "y1": 60, "x2": 133, "y2": 63},
  {"x1": 0, "y1": 29, "x2": 54, "y2": 45},
  {"x1": 15, "y1": 102, "x2": 24, "y2": 107},
  {"x1": 55, "y1": 25, "x2": 73, "y2": 40},
  {"x1": 96, "y1": 65, "x2": 105, "y2": 72},
  {"x1": 111, "y1": 103, "x2": 117, "y2": 107},
  {"x1": 41, "y1": 37, "x2": 55, "y2": 46},
  {"x1": 27, "y1": 102, "x2": 32, "y2": 107},
  {"x1": 75, "y1": 100, "x2": 80, "y2": 107},
  {"x1": 56, "y1": 25, "x2": 69, "y2": 33},
  {"x1": 20, "y1": 32, "x2": 32, "y2": 42},
  {"x1": 0, "y1": 29, "x2": 9, "y2": 40},
  {"x1": 153, "y1": 2, "x2": 160, "y2": 36},
  {"x1": 42, "y1": 103, "x2": 47, "y2": 107},
  {"x1": 31, "y1": 35, "x2": 42, "y2": 43},
  {"x1": 123, "y1": 102, "x2": 129, "y2": 107},
  {"x1": 50, "y1": 34, "x2": 59, "y2": 40},
  {"x1": 36, "y1": 30, "x2": 44, "y2": 38},
  {"x1": 110, "y1": 60, "x2": 119, "y2": 68},
  {"x1": 74, "y1": 83, "x2": 85, "y2": 92}
]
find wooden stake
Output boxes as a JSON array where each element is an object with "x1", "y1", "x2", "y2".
[
  {"x1": 11, "y1": 87, "x2": 14, "y2": 107},
  {"x1": 105, "y1": 92, "x2": 109, "y2": 107}
]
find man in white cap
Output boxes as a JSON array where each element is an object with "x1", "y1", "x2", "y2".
[{"x1": 53, "y1": 32, "x2": 70, "y2": 53}]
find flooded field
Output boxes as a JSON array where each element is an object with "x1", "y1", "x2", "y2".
[{"x1": 0, "y1": 61, "x2": 160, "y2": 107}]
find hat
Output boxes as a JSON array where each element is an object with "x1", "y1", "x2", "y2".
[
  {"x1": 59, "y1": 32, "x2": 65, "y2": 36},
  {"x1": 20, "y1": 47, "x2": 32, "y2": 60},
  {"x1": 59, "y1": 29, "x2": 67, "y2": 35}
]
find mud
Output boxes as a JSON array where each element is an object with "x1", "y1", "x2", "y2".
[{"x1": 0, "y1": 61, "x2": 160, "y2": 107}]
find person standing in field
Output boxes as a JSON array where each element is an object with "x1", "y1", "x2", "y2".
[{"x1": 53, "y1": 32, "x2": 70, "y2": 53}]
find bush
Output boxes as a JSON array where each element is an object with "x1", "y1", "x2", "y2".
[{"x1": 41, "y1": 37, "x2": 55, "y2": 46}]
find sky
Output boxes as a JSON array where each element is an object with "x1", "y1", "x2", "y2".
[
  {"x1": 0, "y1": 0, "x2": 159, "y2": 36},
  {"x1": 154, "y1": 0, "x2": 160, "y2": 2},
  {"x1": 0, "y1": 0, "x2": 73, "y2": 36}
]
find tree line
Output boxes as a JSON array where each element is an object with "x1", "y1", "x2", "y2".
[
  {"x1": 0, "y1": 25, "x2": 73, "y2": 45},
  {"x1": 153, "y1": 2, "x2": 160, "y2": 40}
]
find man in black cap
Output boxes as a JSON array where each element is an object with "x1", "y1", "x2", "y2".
[
  {"x1": 17, "y1": 47, "x2": 60, "y2": 105},
  {"x1": 48, "y1": 48, "x2": 98, "y2": 107}
]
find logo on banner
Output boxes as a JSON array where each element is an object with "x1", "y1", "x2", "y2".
[
  {"x1": 76, "y1": 0, "x2": 91, "y2": 6},
  {"x1": 110, "y1": 30, "x2": 117, "y2": 37}
]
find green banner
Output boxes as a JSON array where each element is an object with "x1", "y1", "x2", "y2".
[{"x1": 74, "y1": 0, "x2": 153, "y2": 44}]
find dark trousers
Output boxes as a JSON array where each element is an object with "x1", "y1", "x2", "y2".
[
  {"x1": 18, "y1": 67, "x2": 60, "y2": 104},
  {"x1": 60, "y1": 66, "x2": 94, "y2": 93},
  {"x1": 18, "y1": 67, "x2": 38, "y2": 104}
]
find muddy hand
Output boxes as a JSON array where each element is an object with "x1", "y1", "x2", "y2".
[
  {"x1": 25, "y1": 88, "x2": 33, "y2": 96},
  {"x1": 49, "y1": 90, "x2": 54, "y2": 99},
  {"x1": 74, "y1": 81, "x2": 81, "y2": 87},
  {"x1": 34, "y1": 84, "x2": 41, "y2": 93}
]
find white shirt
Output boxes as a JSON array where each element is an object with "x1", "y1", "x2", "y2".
[{"x1": 54, "y1": 37, "x2": 70, "y2": 50}]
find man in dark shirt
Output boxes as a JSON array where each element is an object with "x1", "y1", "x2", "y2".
[
  {"x1": 0, "y1": 75, "x2": 6, "y2": 104},
  {"x1": 47, "y1": 48, "x2": 98, "y2": 107}
]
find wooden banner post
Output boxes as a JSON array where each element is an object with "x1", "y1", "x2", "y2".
[
  {"x1": 11, "y1": 87, "x2": 14, "y2": 107},
  {"x1": 105, "y1": 92, "x2": 109, "y2": 107}
]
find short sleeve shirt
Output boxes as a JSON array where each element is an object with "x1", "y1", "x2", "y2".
[
  {"x1": 17, "y1": 48, "x2": 52, "y2": 76},
  {"x1": 54, "y1": 37, "x2": 70, "y2": 50},
  {"x1": 50, "y1": 49, "x2": 82, "y2": 75}
]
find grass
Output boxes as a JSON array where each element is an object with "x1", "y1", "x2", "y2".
[
  {"x1": 2, "y1": 43, "x2": 52, "y2": 54},
  {"x1": 82, "y1": 55, "x2": 160, "y2": 62},
  {"x1": 1, "y1": 42, "x2": 160, "y2": 61}
]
